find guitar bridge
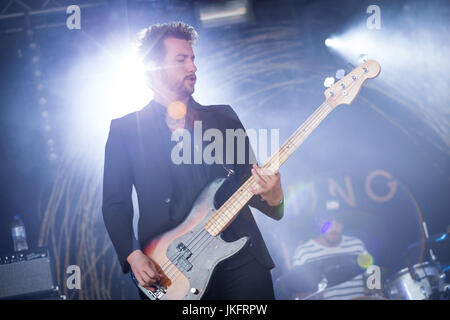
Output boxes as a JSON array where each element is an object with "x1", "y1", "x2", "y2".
[{"x1": 131, "y1": 271, "x2": 166, "y2": 300}]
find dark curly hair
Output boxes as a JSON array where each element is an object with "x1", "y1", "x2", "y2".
[{"x1": 137, "y1": 21, "x2": 198, "y2": 65}]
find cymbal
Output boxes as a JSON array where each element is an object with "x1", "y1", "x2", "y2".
[{"x1": 276, "y1": 254, "x2": 365, "y2": 296}]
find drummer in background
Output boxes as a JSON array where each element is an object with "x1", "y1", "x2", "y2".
[{"x1": 292, "y1": 200, "x2": 372, "y2": 300}]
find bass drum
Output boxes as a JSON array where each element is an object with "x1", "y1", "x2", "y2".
[{"x1": 384, "y1": 262, "x2": 446, "y2": 300}]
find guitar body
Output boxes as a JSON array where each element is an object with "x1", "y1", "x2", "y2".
[{"x1": 138, "y1": 177, "x2": 249, "y2": 300}]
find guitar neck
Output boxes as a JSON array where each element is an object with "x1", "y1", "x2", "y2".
[{"x1": 204, "y1": 101, "x2": 334, "y2": 236}]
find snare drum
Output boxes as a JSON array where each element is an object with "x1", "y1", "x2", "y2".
[{"x1": 384, "y1": 262, "x2": 446, "y2": 300}]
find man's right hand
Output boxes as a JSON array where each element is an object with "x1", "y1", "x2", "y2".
[{"x1": 127, "y1": 250, "x2": 162, "y2": 291}]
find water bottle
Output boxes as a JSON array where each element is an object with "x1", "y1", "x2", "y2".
[{"x1": 11, "y1": 215, "x2": 29, "y2": 252}]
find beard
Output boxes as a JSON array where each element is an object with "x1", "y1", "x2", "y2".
[{"x1": 161, "y1": 70, "x2": 195, "y2": 98}]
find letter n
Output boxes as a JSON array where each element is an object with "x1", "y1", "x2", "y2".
[{"x1": 328, "y1": 176, "x2": 356, "y2": 207}]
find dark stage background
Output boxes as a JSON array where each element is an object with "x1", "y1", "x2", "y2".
[{"x1": 0, "y1": 0, "x2": 449, "y2": 299}]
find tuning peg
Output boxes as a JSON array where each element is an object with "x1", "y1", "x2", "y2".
[
  {"x1": 335, "y1": 69, "x2": 345, "y2": 79},
  {"x1": 359, "y1": 54, "x2": 369, "y2": 63}
]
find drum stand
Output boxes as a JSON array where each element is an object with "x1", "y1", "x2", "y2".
[
  {"x1": 300, "y1": 275, "x2": 328, "y2": 300},
  {"x1": 422, "y1": 221, "x2": 438, "y2": 263}
]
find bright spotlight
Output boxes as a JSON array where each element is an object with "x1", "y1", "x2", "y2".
[
  {"x1": 325, "y1": 37, "x2": 341, "y2": 48},
  {"x1": 106, "y1": 49, "x2": 153, "y2": 120},
  {"x1": 62, "y1": 43, "x2": 154, "y2": 151},
  {"x1": 326, "y1": 4, "x2": 450, "y2": 151}
]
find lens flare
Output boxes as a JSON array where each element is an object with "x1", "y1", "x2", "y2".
[
  {"x1": 168, "y1": 101, "x2": 187, "y2": 119},
  {"x1": 357, "y1": 253, "x2": 374, "y2": 269},
  {"x1": 321, "y1": 221, "x2": 331, "y2": 234}
]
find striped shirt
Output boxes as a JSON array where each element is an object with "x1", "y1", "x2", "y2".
[{"x1": 292, "y1": 235, "x2": 368, "y2": 300}]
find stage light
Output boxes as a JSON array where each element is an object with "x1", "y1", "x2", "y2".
[
  {"x1": 196, "y1": 0, "x2": 251, "y2": 28},
  {"x1": 324, "y1": 37, "x2": 341, "y2": 48},
  {"x1": 325, "y1": 3, "x2": 450, "y2": 153},
  {"x1": 325, "y1": 33, "x2": 373, "y2": 60},
  {"x1": 104, "y1": 48, "x2": 153, "y2": 119},
  {"x1": 61, "y1": 43, "x2": 154, "y2": 152}
]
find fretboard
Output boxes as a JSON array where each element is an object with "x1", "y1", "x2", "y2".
[{"x1": 204, "y1": 101, "x2": 334, "y2": 236}]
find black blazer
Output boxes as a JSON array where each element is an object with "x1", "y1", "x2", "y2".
[{"x1": 102, "y1": 98, "x2": 284, "y2": 274}]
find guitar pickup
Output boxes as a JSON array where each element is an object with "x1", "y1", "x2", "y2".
[
  {"x1": 177, "y1": 256, "x2": 193, "y2": 272},
  {"x1": 176, "y1": 243, "x2": 192, "y2": 259}
]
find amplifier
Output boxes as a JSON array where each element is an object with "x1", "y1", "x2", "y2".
[{"x1": 0, "y1": 247, "x2": 58, "y2": 299}]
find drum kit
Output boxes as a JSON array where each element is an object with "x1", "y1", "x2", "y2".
[
  {"x1": 276, "y1": 232, "x2": 450, "y2": 300},
  {"x1": 384, "y1": 232, "x2": 449, "y2": 300}
]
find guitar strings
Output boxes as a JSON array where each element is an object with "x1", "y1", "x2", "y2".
[
  {"x1": 161, "y1": 99, "x2": 334, "y2": 282},
  {"x1": 160, "y1": 100, "x2": 334, "y2": 282},
  {"x1": 156, "y1": 72, "x2": 364, "y2": 286},
  {"x1": 161, "y1": 167, "x2": 264, "y2": 279},
  {"x1": 163, "y1": 184, "x2": 253, "y2": 279},
  {"x1": 158, "y1": 182, "x2": 251, "y2": 275},
  {"x1": 162, "y1": 100, "x2": 333, "y2": 282},
  {"x1": 163, "y1": 100, "x2": 334, "y2": 283},
  {"x1": 158, "y1": 228, "x2": 208, "y2": 273}
]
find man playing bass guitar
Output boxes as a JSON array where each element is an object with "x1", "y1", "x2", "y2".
[{"x1": 102, "y1": 22, "x2": 284, "y2": 300}]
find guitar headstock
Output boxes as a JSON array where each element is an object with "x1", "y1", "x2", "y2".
[{"x1": 324, "y1": 60, "x2": 381, "y2": 108}]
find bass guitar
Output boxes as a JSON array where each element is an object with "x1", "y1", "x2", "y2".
[{"x1": 132, "y1": 60, "x2": 381, "y2": 300}]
